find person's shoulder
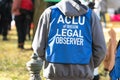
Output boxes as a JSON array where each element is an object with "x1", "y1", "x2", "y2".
[
  {"x1": 45, "y1": 5, "x2": 58, "y2": 12},
  {"x1": 41, "y1": 7, "x2": 52, "y2": 16}
]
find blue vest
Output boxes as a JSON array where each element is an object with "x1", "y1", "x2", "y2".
[{"x1": 45, "y1": 7, "x2": 92, "y2": 64}]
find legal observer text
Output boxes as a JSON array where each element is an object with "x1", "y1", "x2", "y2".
[
  {"x1": 55, "y1": 29, "x2": 84, "y2": 45},
  {"x1": 55, "y1": 37, "x2": 84, "y2": 46}
]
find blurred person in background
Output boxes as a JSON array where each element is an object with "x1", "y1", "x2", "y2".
[
  {"x1": 0, "y1": 0, "x2": 12, "y2": 41},
  {"x1": 99, "y1": 0, "x2": 107, "y2": 28},
  {"x1": 12, "y1": 0, "x2": 34, "y2": 49},
  {"x1": 25, "y1": 0, "x2": 34, "y2": 41}
]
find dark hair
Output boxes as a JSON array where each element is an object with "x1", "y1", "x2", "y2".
[{"x1": 88, "y1": 2, "x2": 95, "y2": 9}]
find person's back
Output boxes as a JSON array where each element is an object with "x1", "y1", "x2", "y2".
[
  {"x1": 20, "y1": 0, "x2": 34, "y2": 40},
  {"x1": 12, "y1": 0, "x2": 34, "y2": 49},
  {"x1": 20, "y1": 0, "x2": 33, "y2": 11},
  {"x1": 32, "y1": 0, "x2": 106, "y2": 80}
]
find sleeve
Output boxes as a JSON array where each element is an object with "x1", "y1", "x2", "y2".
[
  {"x1": 32, "y1": 8, "x2": 51, "y2": 60},
  {"x1": 91, "y1": 11, "x2": 106, "y2": 68}
]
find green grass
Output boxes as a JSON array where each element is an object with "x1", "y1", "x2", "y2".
[
  {"x1": 0, "y1": 27, "x2": 33, "y2": 80},
  {"x1": 0, "y1": 26, "x2": 46, "y2": 80}
]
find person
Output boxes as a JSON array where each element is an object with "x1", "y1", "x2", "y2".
[
  {"x1": 99, "y1": 0, "x2": 107, "y2": 28},
  {"x1": 12, "y1": 0, "x2": 34, "y2": 49},
  {"x1": 0, "y1": 0, "x2": 12, "y2": 41},
  {"x1": 32, "y1": 0, "x2": 106, "y2": 80}
]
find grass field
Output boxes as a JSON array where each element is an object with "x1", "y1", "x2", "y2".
[
  {"x1": 0, "y1": 26, "x2": 33, "y2": 80},
  {"x1": 0, "y1": 21, "x2": 120, "y2": 80}
]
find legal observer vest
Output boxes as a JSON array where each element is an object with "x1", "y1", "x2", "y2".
[{"x1": 45, "y1": 7, "x2": 92, "y2": 64}]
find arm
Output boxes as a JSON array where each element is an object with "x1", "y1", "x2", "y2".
[
  {"x1": 32, "y1": 8, "x2": 51, "y2": 60},
  {"x1": 11, "y1": 0, "x2": 21, "y2": 15},
  {"x1": 91, "y1": 11, "x2": 106, "y2": 68}
]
